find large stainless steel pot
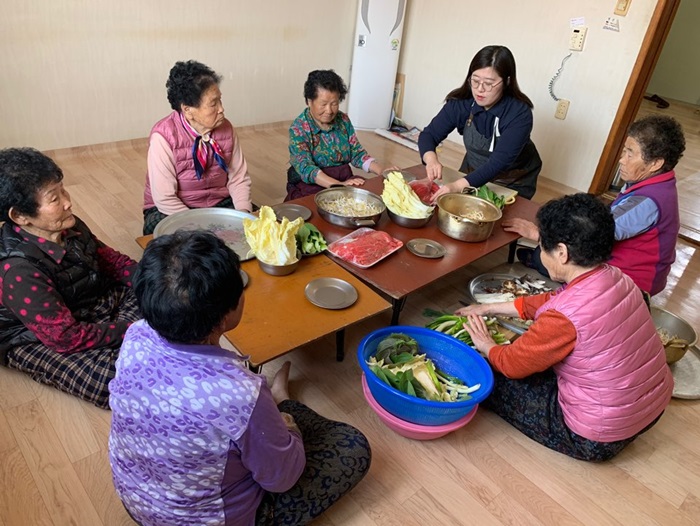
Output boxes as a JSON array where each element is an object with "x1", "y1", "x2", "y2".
[
  {"x1": 437, "y1": 193, "x2": 502, "y2": 242},
  {"x1": 315, "y1": 187, "x2": 385, "y2": 228}
]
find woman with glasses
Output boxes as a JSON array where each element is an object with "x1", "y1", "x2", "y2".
[{"x1": 418, "y1": 45, "x2": 542, "y2": 200}]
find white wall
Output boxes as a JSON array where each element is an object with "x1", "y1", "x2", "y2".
[
  {"x1": 0, "y1": 0, "x2": 660, "y2": 193},
  {"x1": 398, "y1": 0, "x2": 657, "y2": 192},
  {"x1": 0, "y1": 0, "x2": 358, "y2": 150},
  {"x1": 646, "y1": 0, "x2": 700, "y2": 105}
]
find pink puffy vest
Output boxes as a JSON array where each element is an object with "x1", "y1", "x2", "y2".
[
  {"x1": 536, "y1": 265, "x2": 672, "y2": 442},
  {"x1": 143, "y1": 111, "x2": 233, "y2": 210}
]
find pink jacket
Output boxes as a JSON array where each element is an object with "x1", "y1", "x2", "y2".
[
  {"x1": 143, "y1": 111, "x2": 252, "y2": 213},
  {"x1": 536, "y1": 265, "x2": 672, "y2": 442}
]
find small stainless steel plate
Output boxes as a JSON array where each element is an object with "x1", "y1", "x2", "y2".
[
  {"x1": 271, "y1": 203, "x2": 312, "y2": 222},
  {"x1": 305, "y1": 278, "x2": 358, "y2": 310},
  {"x1": 406, "y1": 238, "x2": 446, "y2": 259},
  {"x1": 240, "y1": 269, "x2": 249, "y2": 288}
]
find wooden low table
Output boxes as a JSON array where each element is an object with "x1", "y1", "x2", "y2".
[
  {"x1": 134, "y1": 234, "x2": 390, "y2": 366},
  {"x1": 291, "y1": 165, "x2": 540, "y2": 323}
]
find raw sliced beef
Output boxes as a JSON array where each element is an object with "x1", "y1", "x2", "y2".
[
  {"x1": 409, "y1": 179, "x2": 441, "y2": 205},
  {"x1": 328, "y1": 228, "x2": 403, "y2": 268}
]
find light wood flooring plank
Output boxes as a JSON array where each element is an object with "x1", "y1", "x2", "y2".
[
  {"x1": 73, "y1": 450, "x2": 135, "y2": 526},
  {"x1": 494, "y1": 437, "x2": 623, "y2": 526},
  {"x1": 6, "y1": 400, "x2": 103, "y2": 526},
  {"x1": 401, "y1": 487, "x2": 498, "y2": 526},
  {"x1": 0, "y1": 447, "x2": 54, "y2": 526},
  {"x1": 0, "y1": 367, "x2": 39, "y2": 410},
  {"x1": 0, "y1": 410, "x2": 17, "y2": 454},
  {"x1": 591, "y1": 460, "x2": 698, "y2": 526},
  {"x1": 506, "y1": 431, "x2": 662, "y2": 526},
  {"x1": 34, "y1": 386, "x2": 101, "y2": 464},
  {"x1": 453, "y1": 438, "x2": 582, "y2": 525},
  {"x1": 337, "y1": 471, "x2": 425, "y2": 526}
]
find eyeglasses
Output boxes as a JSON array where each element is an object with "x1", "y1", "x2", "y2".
[{"x1": 469, "y1": 77, "x2": 503, "y2": 92}]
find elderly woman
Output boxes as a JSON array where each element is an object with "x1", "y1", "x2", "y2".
[
  {"x1": 285, "y1": 69, "x2": 391, "y2": 200},
  {"x1": 109, "y1": 230, "x2": 371, "y2": 526},
  {"x1": 509, "y1": 115, "x2": 684, "y2": 296},
  {"x1": 0, "y1": 148, "x2": 139, "y2": 408},
  {"x1": 459, "y1": 194, "x2": 672, "y2": 461},
  {"x1": 143, "y1": 60, "x2": 252, "y2": 235},
  {"x1": 419, "y1": 45, "x2": 542, "y2": 201}
]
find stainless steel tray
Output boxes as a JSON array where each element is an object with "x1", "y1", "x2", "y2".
[
  {"x1": 465, "y1": 263, "x2": 561, "y2": 335},
  {"x1": 671, "y1": 346, "x2": 700, "y2": 399},
  {"x1": 466, "y1": 263, "x2": 561, "y2": 305},
  {"x1": 153, "y1": 208, "x2": 257, "y2": 261}
]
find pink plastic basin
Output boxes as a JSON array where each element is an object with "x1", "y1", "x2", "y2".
[{"x1": 361, "y1": 374, "x2": 478, "y2": 440}]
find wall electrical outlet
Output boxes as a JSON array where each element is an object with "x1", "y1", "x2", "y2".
[
  {"x1": 555, "y1": 99, "x2": 570, "y2": 120},
  {"x1": 569, "y1": 27, "x2": 588, "y2": 51}
]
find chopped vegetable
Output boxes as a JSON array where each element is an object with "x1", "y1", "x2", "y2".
[
  {"x1": 423, "y1": 311, "x2": 509, "y2": 346},
  {"x1": 296, "y1": 223, "x2": 327, "y2": 255},
  {"x1": 367, "y1": 333, "x2": 479, "y2": 402}
]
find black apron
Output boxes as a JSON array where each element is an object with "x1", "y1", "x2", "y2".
[{"x1": 459, "y1": 110, "x2": 542, "y2": 200}]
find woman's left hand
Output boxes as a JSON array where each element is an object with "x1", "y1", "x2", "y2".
[{"x1": 463, "y1": 314, "x2": 497, "y2": 357}]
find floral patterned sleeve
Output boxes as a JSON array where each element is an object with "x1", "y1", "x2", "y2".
[
  {"x1": 288, "y1": 118, "x2": 321, "y2": 183},
  {"x1": 93, "y1": 236, "x2": 137, "y2": 287},
  {"x1": 0, "y1": 259, "x2": 131, "y2": 354}
]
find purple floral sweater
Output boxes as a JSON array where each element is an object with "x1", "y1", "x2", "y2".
[{"x1": 108, "y1": 321, "x2": 305, "y2": 526}]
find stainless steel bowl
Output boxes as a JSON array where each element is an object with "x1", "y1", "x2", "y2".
[
  {"x1": 258, "y1": 259, "x2": 299, "y2": 276},
  {"x1": 651, "y1": 307, "x2": 698, "y2": 364},
  {"x1": 387, "y1": 208, "x2": 434, "y2": 228},
  {"x1": 315, "y1": 187, "x2": 385, "y2": 229},
  {"x1": 436, "y1": 194, "x2": 502, "y2": 242}
]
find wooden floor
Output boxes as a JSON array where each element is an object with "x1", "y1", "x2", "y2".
[{"x1": 1, "y1": 127, "x2": 699, "y2": 526}]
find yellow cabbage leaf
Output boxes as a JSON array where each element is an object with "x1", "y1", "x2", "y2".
[
  {"x1": 381, "y1": 171, "x2": 434, "y2": 219},
  {"x1": 243, "y1": 206, "x2": 303, "y2": 264}
]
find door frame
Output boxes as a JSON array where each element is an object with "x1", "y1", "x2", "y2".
[{"x1": 588, "y1": 0, "x2": 682, "y2": 195}]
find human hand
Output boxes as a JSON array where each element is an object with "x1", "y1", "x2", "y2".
[
  {"x1": 425, "y1": 160, "x2": 443, "y2": 181},
  {"x1": 280, "y1": 412, "x2": 301, "y2": 435},
  {"x1": 455, "y1": 303, "x2": 489, "y2": 317},
  {"x1": 501, "y1": 218, "x2": 539, "y2": 240},
  {"x1": 380, "y1": 165, "x2": 401, "y2": 177},
  {"x1": 343, "y1": 177, "x2": 366, "y2": 187},
  {"x1": 429, "y1": 179, "x2": 469, "y2": 204},
  {"x1": 463, "y1": 314, "x2": 497, "y2": 356}
]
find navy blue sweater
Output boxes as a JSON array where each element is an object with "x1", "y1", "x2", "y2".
[{"x1": 418, "y1": 96, "x2": 535, "y2": 188}]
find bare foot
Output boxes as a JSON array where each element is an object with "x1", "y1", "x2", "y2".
[{"x1": 270, "y1": 361, "x2": 291, "y2": 404}]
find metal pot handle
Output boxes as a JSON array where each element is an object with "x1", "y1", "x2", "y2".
[
  {"x1": 352, "y1": 219, "x2": 377, "y2": 227},
  {"x1": 461, "y1": 186, "x2": 477, "y2": 195}
]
